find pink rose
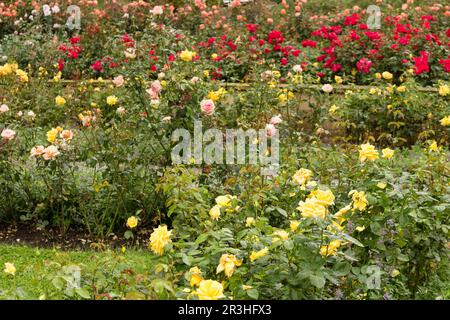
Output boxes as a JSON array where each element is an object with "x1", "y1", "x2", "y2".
[
  {"x1": 270, "y1": 115, "x2": 282, "y2": 125},
  {"x1": 322, "y1": 84, "x2": 333, "y2": 93},
  {"x1": 1, "y1": 128, "x2": 16, "y2": 141},
  {"x1": 266, "y1": 124, "x2": 277, "y2": 137},
  {"x1": 200, "y1": 99, "x2": 215, "y2": 115},
  {"x1": 0, "y1": 104, "x2": 9, "y2": 113},
  {"x1": 113, "y1": 75, "x2": 124, "y2": 87}
]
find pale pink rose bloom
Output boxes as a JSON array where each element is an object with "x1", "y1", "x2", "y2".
[
  {"x1": 162, "y1": 116, "x2": 172, "y2": 123},
  {"x1": 293, "y1": 65, "x2": 303, "y2": 73},
  {"x1": 27, "y1": 111, "x2": 36, "y2": 119},
  {"x1": 16, "y1": 111, "x2": 23, "y2": 117},
  {"x1": 151, "y1": 5, "x2": 163, "y2": 15},
  {"x1": 200, "y1": 99, "x2": 215, "y2": 115},
  {"x1": 322, "y1": 84, "x2": 333, "y2": 93},
  {"x1": 30, "y1": 145, "x2": 45, "y2": 157},
  {"x1": 295, "y1": 6, "x2": 301, "y2": 12},
  {"x1": 230, "y1": 0, "x2": 241, "y2": 8},
  {"x1": 0, "y1": 104, "x2": 9, "y2": 113},
  {"x1": 42, "y1": 145, "x2": 60, "y2": 160},
  {"x1": 190, "y1": 76, "x2": 200, "y2": 84},
  {"x1": 280, "y1": 9, "x2": 286, "y2": 15},
  {"x1": 1, "y1": 128, "x2": 16, "y2": 141},
  {"x1": 60, "y1": 130, "x2": 74, "y2": 141},
  {"x1": 113, "y1": 75, "x2": 124, "y2": 87},
  {"x1": 265, "y1": 124, "x2": 277, "y2": 137},
  {"x1": 353, "y1": 6, "x2": 360, "y2": 12},
  {"x1": 267, "y1": 18, "x2": 273, "y2": 24},
  {"x1": 151, "y1": 80, "x2": 162, "y2": 94},
  {"x1": 270, "y1": 115, "x2": 282, "y2": 125},
  {"x1": 402, "y1": 4, "x2": 408, "y2": 10},
  {"x1": 116, "y1": 107, "x2": 126, "y2": 115}
]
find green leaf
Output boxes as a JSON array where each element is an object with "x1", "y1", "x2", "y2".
[
  {"x1": 342, "y1": 233, "x2": 364, "y2": 247},
  {"x1": 181, "y1": 253, "x2": 192, "y2": 266},
  {"x1": 309, "y1": 274, "x2": 326, "y2": 289},
  {"x1": 75, "y1": 288, "x2": 91, "y2": 299},
  {"x1": 195, "y1": 233, "x2": 209, "y2": 245},
  {"x1": 124, "y1": 230, "x2": 134, "y2": 239},
  {"x1": 247, "y1": 289, "x2": 259, "y2": 299}
]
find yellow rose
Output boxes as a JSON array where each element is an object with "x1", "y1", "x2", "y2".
[
  {"x1": 215, "y1": 195, "x2": 235, "y2": 208},
  {"x1": 334, "y1": 75, "x2": 343, "y2": 84},
  {"x1": 440, "y1": 116, "x2": 450, "y2": 126},
  {"x1": 438, "y1": 84, "x2": 449, "y2": 96},
  {"x1": 149, "y1": 225, "x2": 172, "y2": 255},
  {"x1": 308, "y1": 189, "x2": 335, "y2": 207},
  {"x1": 4, "y1": 262, "x2": 16, "y2": 276},
  {"x1": 250, "y1": 247, "x2": 269, "y2": 262},
  {"x1": 180, "y1": 50, "x2": 196, "y2": 62},
  {"x1": 55, "y1": 95, "x2": 66, "y2": 106},
  {"x1": 292, "y1": 168, "x2": 313, "y2": 186},
  {"x1": 359, "y1": 143, "x2": 379, "y2": 162},
  {"x1": 382, "y1": 148, "x2": 394, "y2": 159},
  {"x1": 297, "y1": 197, "x2": 327, "y2": 219},
  {"x1": 396, "y1": 86, "x2": 406, "y2": 93},
  {"x1": 194, "y1": 280, "x2": 225, "y2": 300},
  {"x1": 290, "y1": 220, "x2": 300, "y2": 232},
  {"x1": 126, "y1": 216, "x2": 138, "y2": 229},
  {"x1": 106, "y1": 95, "x2": 118, "y2": 106},
  {"x1": 209, "y1": 205, "x2": 221, "y2": 220},
  {"x1": 216, "y1": 254, "x2": 242, "y2": 278},
  {"x1": 349, "y1": 190, "x2": 369, "y2": 212},
  {"x1": 320, "y1": 240, "x2": 341, "y2": 256},
  {"x1": 46, "y1": 128, "x2": 59, "y2": 143},
  {"x1": 189, "y1": 267, "x2": 203, "y2": 287},
  {"x1": 382, "y1": 71, "x2": 393, "y2": 80},
  {"x1": 245, "y1": 217, "x2": 255, "y2": 227},
  {"x1": 272, "y1": 229, "x2": 289, "y2": 242}
]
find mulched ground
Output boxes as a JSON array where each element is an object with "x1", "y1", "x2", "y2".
[{"x1": 0, "y1": 222, "x2": 152, "y2": 250}]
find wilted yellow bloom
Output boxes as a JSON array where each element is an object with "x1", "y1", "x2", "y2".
[
  {"x1": 246, "y1": 217, "x2": 255, "y2": 227},
  {"x1": 334, "y1": 205, "x2": 351, "y2": 224},
  {"x1": 297, "y1": 197, "x2": 327, "y2": 219},
  {"x1": 359, "y1": 143, "x2": 379, "y2": 162},
  {"x1": 106, "y1": 95, "x2": 118, "y2": 106},
  {"x1": 349, "y1": 190, "x2": 369, "y2": 212},
  {"x1": 55, "y1": 95, "x2": 66, "y2": 106},
  {"x1": 397, "y1": 86, "x2": 406, "y2": 93},
  {"x1": 149, "y1": 225, "x2": 172, "y2": 255},
  {"x1": 355, "y1": 226, "x2": 366, "y2": 232},
  {"x1": 16, "y1": 69, "x2": 29, "y2": 82},
  {"x1": 308, "y1": 189, "x2": 335, "y2": 207},
  {"x1": 209, "y1": 205, "x2": 221, "y2": 220},
  {"x1": 4, "y1": 262, "x2": 16, "y2": 275},
  {"x1": 194, "y1": 280, "x2": 225, "y2": 300},
  {"x1": 250, "y1": 247, "x2": 269, "y2": 262},
  {"x1": 46, "y1": 128, "x2": 59, "y2": 143},
  {"x1": 320, "y1": 239, "x2": 341, "y2": 257},
  {"x1": 189, "y1": 267, "x2": 203, "y2": 287},
  {"x1": 377, "y1": 182, "x2": 387, "y2": 189},
  {"x1": 429, "y1": 140, "x2": 439, "y2": 152},
  {"x1": 216, "y1": 254, "x2": 242, "y2": 278},
  {"x1": 215, "y1": 195, "x2": 236, "y2": 208},
  {"x1": 440, "y1": 116, "x2": 450, "y2": 126},
  {"x1": 391, "y1": 269, "x2": 400, "y2": 277},
  {"x1": 329, "y1": 105, "x2": 339, "y2": 114},
  {"x1": 382, "y1": 71, "x2": 393, "y2": 80},
  {"x1": 290, "y1": 220, "x2": 300, "y2": 232},
  {"x1": 438, "y1": 84, "x2": 449, "y2": 96},
  {"x1": 126, "y1": 216, "x2": 138, "y2": 229},
  {"x1": 327, "y1": 220, "x2": 344, "y2": 233},
  {"x1": 180, "y1": 50, "x2": 196, "y2": 62},
  {"x1": 272, "y1": 229, "x2": 289, "y2": 242},
  {"x1": 382, "y1": 148, "x2": 394, "y2": 159},
  {"x1": 292, "y1": 168, "x2": 313, "y2": 186}
]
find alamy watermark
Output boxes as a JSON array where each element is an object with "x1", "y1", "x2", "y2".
[{"x1": 171, "y1": 121, "x2": 279, "y2": 176}]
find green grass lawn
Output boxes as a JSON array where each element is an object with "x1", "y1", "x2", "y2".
[{"x1": 0, "y1": 244, "x2": 154, "y2": 299}]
